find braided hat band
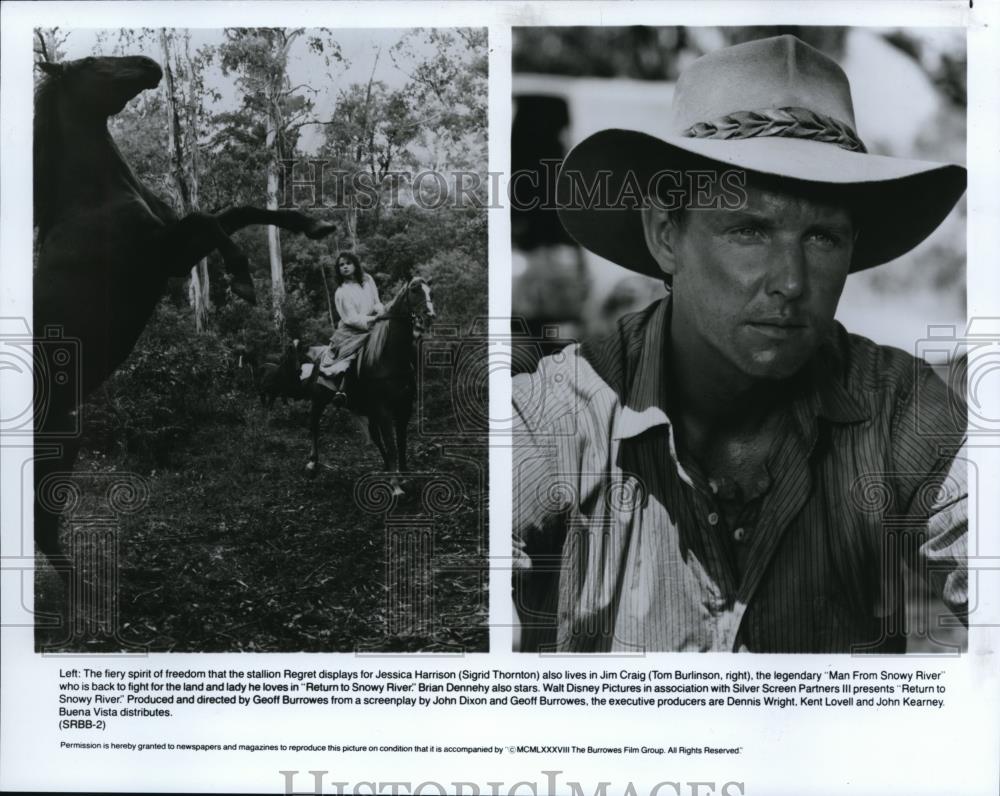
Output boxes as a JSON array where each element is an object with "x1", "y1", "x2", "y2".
[
  {"x1": 557, "y1": 37, "x2": 966, "y2": 277},
  {"x1": 682, "y1": 106, "x2": 868, "y2": 154}
]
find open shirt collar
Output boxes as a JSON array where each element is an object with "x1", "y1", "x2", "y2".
[{"x1": 610, "y1": 296, "x2": 869, "y2": 442}]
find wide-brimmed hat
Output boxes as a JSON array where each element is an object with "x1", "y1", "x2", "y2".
[{"x1": 556, "y1": 34, "x2": 967, "y2": 277}]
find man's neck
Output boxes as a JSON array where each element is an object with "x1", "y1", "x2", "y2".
[
  {"x1": 666, "y1": 333, "x2": 791, "y2": 436},
  {"x1": 665, "y1": 333, "x2": 798, "y2": 491}
]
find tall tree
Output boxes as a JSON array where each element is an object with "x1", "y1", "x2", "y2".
[
  {"x1": 320, "y1": 64, "x2": 421, "y2": 237},
  {"x1": 86, "y1": 28, "x2": 217, "y2": 329},
  {"x1": 319, "y1": 28, "x2": 488, "y2": 239},
  {"x1": 218, "y1": 28, "x2": 341, "y2": 332},
  {"x1": 159, "y1": 29, "x2": 214, "y2": 331},
  {"x1": 390, "y1": 28, "x2": 488, "y2": 173},
  {"x1": 34, "y1": 27, "x2": 69, "y2": 65}
]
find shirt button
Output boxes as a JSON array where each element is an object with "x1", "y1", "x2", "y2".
[
  {"x1": 733, "y1": 527, "x2": 746, "y2": 543},
  {"x1": 707, "y1": 512, "x2": 719, "y2": 526}
]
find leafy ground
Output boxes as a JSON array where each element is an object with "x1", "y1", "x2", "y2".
[{"x1": 34, "y1": 343, "x2": 489, "y2": 653}]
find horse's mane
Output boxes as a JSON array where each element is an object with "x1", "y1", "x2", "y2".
[
  {"x1": 33, "y1": 73, "x2": 61, "y2": 236},
  {"x1": 359, "y1": 282, "x2": 411, "y2": 371}
]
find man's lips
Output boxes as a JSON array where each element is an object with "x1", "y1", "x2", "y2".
[{"x1": 746, "y1": 318, "x2": 808, "y2": 339}]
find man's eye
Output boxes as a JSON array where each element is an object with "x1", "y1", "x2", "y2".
[
  {"x1": 806, "y1": 230, "x2": 841, "y2": 248},
  {"x1": 730, "y1": 226, "x2": 764, "y2": 240}
]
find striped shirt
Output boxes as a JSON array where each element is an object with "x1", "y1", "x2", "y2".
[{"x1": 512, "y1": 297, "x2": 967, "y2": 653}]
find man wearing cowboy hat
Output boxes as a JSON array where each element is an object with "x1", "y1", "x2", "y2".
[{"x1": 512, "y1": 35, "x2": 968, "y2": 653}]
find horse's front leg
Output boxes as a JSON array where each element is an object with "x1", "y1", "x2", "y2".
[
  {"x1": 372, "y1": 407, "x2": 403, "y2": 497},
  {"x1": 306, "y1": 393, "x2": 328, "y2": 478},
  {"x1": 367, "y1": 416, "x2": 389, "y2": 462},
  {"x1": 155, "y1": 212, "x2": 256, "y2": 304},
  {"x1": 393, "y1": 402, "x2": 410, "y2": 474},
  {"x1": 215, "y1": 207, "x2": 337, "y2": 240}
]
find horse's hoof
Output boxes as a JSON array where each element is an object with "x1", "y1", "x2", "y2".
[
  {"x1": 305, "y1": 461, "x2": 318, "y2": 478},
  {"x1": 306, "y1": 220, "x2": 337, "y2": 240}
]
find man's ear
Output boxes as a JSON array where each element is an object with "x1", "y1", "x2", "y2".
[
  {"x1": 37, "y1": 61, "x2": 64, "y2": 78},
  {"x1": 641, "y1": 203, "x2": 681, "y2": 278}
]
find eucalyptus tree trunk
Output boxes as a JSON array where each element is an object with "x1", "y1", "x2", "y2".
[
  {"x1": 159, "y1": 29, "x2": 210, "y2": 332},
  {"x1": 265, "y1": 117, "x2": 285, "y2": 334},
  {"x1": 261, "y1": 29, "x2": 303, "y2": 335},
  {"x1": 182, "y1": 32, "x2": 211, "y2": 331},
  {"x1": 343, "y1": 200, "x2": 358, "y2": 250}
]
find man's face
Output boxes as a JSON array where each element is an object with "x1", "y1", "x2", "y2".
[{"x1": 662, "y1": 178, "x2": 855, "y2": 382}]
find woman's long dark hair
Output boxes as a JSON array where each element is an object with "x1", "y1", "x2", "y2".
[{"x1": 333, "y1": 251, "x2": 366, "y2": 286}]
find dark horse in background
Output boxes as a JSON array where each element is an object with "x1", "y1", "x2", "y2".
[
  {"x1": 33, "y1": 55, "x2": 337, "y2": 586},
  {"x1": 304, "y1": 278, "x2": 435, "y2": 496},
  {"x1": 257, "y1": 338, "x2": 308, "y2": 410}
]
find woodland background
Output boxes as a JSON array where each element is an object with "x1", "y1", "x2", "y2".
[{"x1": 33, "y1": 27, "x2": 489, "y2": 652}]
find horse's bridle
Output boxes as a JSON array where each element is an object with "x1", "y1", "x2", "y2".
[
  {"x1": 377, "y1": 282, "x2": 434, "y2": 341},
  {"x1": 411, "y1": 308, "x2": 431, "y2": 339},
  {"x1": 408, "y1": 287, "x2": 434, "y2": 340}
]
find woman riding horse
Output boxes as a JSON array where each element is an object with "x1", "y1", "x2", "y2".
[
  {"x1": 306, "y1": 276, "x2": 436, "y2": 496},
  {"x1": 318, "y1": 252, "x2": 384, "y2": 405}
]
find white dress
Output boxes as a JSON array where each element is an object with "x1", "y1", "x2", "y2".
[{"x1": 320, "y1": 273, "x2": 384, "y2": 376}]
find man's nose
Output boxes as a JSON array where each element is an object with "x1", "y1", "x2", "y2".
[{"x1": 766, "y1": 240, "x2": 806, "y2": 300}]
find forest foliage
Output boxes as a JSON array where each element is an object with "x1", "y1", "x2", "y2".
[
  {"x1": 33, "y1": 28, "x2": 489, "y2": 652},
  {"x1": 35, "y1": 26, "x2": 488, "y2": 462}
]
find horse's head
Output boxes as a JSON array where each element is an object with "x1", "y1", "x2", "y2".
[
  {"x1": 38, "y1": 55, "x2": 163, "y2": 119},
  {"x1": 406, "y1": 278, "x2": 436, "y2": 338}
]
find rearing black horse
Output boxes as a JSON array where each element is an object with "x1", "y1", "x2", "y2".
[{"x1": 33, "y1": 55, "x2": 337, "y2": 579}]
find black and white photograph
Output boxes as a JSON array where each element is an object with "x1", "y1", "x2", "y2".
[
  {"x1": 28, "y1": 25, "x2": 489, "y2": 653},
  {"x1": 512, "y1": 26, "x2": 969, "y2": 654},
  {"x1": 2, "y1": 4, "x2": 999, "y2": 796}
]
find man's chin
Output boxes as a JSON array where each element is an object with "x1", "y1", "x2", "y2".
[
  {"x1": 740, "y1": 349, "x2": 813, "y2": 382},
  {"x1": 733, "y1": 327, "x2": 820, "y2": 381}
]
